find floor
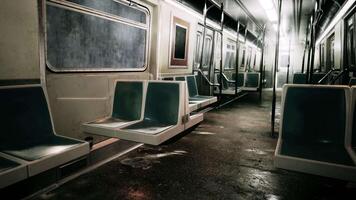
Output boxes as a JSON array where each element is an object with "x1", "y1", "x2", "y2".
[{"x1": 35, "y1": 92, "x2": 356, "y2": 200}]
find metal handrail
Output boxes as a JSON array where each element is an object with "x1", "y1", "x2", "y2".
[
  {"x1": 329, "y1": 67, "x2": 356, "y2": 84},
  {"x1": 317, "y1": 68, "x2": 339, "y2": 84},
  {"x1": 214, "y1": 69, "x2": 235, "y2": 83},
  {"x1": 194, "y1": 69, "x2": 220, "y2": 87},
  {"x1": 330, "y1": 69, "x2": 347, "y2": 84}
]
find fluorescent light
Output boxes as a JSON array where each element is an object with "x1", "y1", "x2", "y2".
[
  {"x1": 266, "y1": 9, "x2": 278, "y2": 22},
  {"x1": 258, "y1": 0, "x2": 277, "y2": 22},
  {"x1": 273, "y1": 24, "x2": 278, "y2": 31},
  {"x1": 258, "y1": 0, "x2": 274, "y2": 10}
]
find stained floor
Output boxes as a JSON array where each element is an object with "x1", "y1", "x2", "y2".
[{"x1": 35, "y1": 92, "x2": 356, "y2": 200}]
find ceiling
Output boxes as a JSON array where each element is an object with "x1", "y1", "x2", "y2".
[
  {"x1": 239, "y1": 0, "x2": 315, "y2": 40},
  {"x1": 214, "y1": 0, "x2": 316, "y2": 42}
]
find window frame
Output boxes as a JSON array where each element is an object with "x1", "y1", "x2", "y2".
[
  {"x1": 224, "y1": 39, "x2": 236, "y2": 70},
  {"x1": 327, "y1": 34, "x2": 335, "y2": 70},
  {"x1": 170, "y1": 16, "x2": 190, "y2": 67},
  {"x1": 44, "y1": 0, "x2": 151, "y2": 72}
]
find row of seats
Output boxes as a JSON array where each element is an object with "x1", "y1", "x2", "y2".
[
  {"x1": 0, "y1": 85, "x2": 90, "y2": 188},
  {"x1": 82, "y1": 80, "x2": 204, "y2": 145},
  {"x1": 161, "y1": 75, "x2": 217, "y2": 112},
  {"x1": 293, "y1": 73, "x2": 327, "y2": 84},
  {"x1": 232, "y1": 72, "x2": 260, "y2": 91},
  {"x1": 294, "y1": 73, "x2": 356, "y2": 86},
  {"x1": 214, "y1": 72, "x2": 260, "y2": 95},
  {"x1": 274, "y1": 84, "x2": 356, "y2": 181}
]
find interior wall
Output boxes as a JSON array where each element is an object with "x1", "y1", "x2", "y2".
[
  {"x1": 334, "y1": 21, "x2": 343, "y2": 70},
  {"x1": 0, "y1": 0, "x2": 40, "y2": 81},
  {"x1": 263, "y1": 28, "x2": 277, "y2": 88},
  {"x1": 158, "y1": 1, "x2": 198, "y2": 76},
  {"x1": 44, "y1": 0, "x2": 156, "y2": 142}
]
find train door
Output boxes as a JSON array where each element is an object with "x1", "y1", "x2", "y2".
[
  {"x1": 194, "y1": 24, "x2": 215, "y2": 95},
  {"x1": 239, "y1": 45, "x2": 246, "y2": 71},
  {"x1": 246, "y1": 46, "x2": 252, "y2": 71},
  {"x1": 252, "y1": 48, "x2": 258, "y2": 71},
  {"x1": 223, "y1": 38, "x2": 237, "y2": 79},
  {"x1": 277, "y1": 54, "x2": 289, "y2": 87},
  {"x1": 345, "y1": 13, "x2": 356, "y2": 82},
  {"x1": 213, "y1": 31, "x2": 222, "y2": 83},
  {"x1": 320, "y1": 43, "x2": 325, "y2": 72},
  {"x1": 326, "y1": 34, "x2": 335, "y2": 72}
]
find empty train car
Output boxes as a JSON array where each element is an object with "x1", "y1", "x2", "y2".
[{"x1": 1, "y1": 0, "x2": 356, "y2": 199}]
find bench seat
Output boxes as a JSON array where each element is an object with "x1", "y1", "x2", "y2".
[
  {"x1": 122, "y1": 120, "x2": 174, "y2": 135},
  {"x1": 87, "y1": 81, "x2": 185, "y2": 145},
  {"x1": 3, "y1": 136, "x2": 85, "y2": 161},
  {"x1": 0, "y1": 85, "x2": 89, "y2": 177},
  {"x1": 275, "y1": 85, "x2": 356, "y2": 181},
  {"x1": 82, "y1": 81, "x2": 145, "y2": 134},
  {"x1": 0, "y1": 154, "x2": 27, "y2": 189}
]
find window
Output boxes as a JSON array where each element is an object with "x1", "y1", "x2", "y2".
[
  {"x1": 320, "y1": 43, "x2": 325, "y2": 70},
  {"x1": 347, "y1": 16, "x2": 355, "y2": 68},
  {"x1": 328, "y1": 35, "x2": 335, "y2": 69},
  {"x1": 202, "y1": 36, "x2": 212, "y2": 68},
  {"x1": 170, "y1": 17, "x2": 190, "y2": 67},
  {"x1": 46, "y1": 0, "x2": 150, "y2": 72},
  {"x1": 240, "y1": 48, "x2": 246, "y2": 69},
  {"x1": 224, "y1": 40, "x2": 236, "y2": 70},
  {"x1": 252, "y1": 50, "x2": 257, "y2": 69},
  {"x1": 194, "y1": 33, "x2": 202, "y2": 66}
]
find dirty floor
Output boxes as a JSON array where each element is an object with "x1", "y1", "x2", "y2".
[{"x1": 35, "y1": 92, "x2": 356, "y2": 200}]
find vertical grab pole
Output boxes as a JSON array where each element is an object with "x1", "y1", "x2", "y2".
[
  {"x1": 235, "y1": 21, "x2": 240, "y2": 95},
  {"x1": 218, "y1": 3, "x2": 224, "y2": 102},
  {"x1": 199, "y1": 2, "x2": 208, "y2": 71},
  {"x1": 259, "y1": 25, "x2": 266, "y2": 100},
  {"x1": 286, "y1": 39, "x2": 291, "y2": 83},
  {"x1": 198, "y1": 2, "x2": 208, "y2": 95},
  {"x1": 309, "y1": 4, "x2": 317, "y2": 84},
  {"x1": 306, "y1": 20, "x2": 313, "y2": 83},
  {"x1": 244, "y1": 27, "x2": 248, "y2": 72},
  {"x1": 271, "y1": 0, "x2": 282, "y2": 137},
  {"x1": 301, "y1": 24, "x2": 309, "y2": 73}
]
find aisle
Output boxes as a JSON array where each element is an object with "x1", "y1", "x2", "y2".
[{"x1": 35, "y1": 92, "x2": 356, "y2": 200}]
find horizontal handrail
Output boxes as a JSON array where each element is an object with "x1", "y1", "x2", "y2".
[
  {"x1": 213, "y1": 69, "x2": 236, "y2": 83},
  {"x1": 317, "y1": 68, "x2": 339, "y2": 84},
  {"x1": 194, "y1": 69, "x2": 220, "y2": 87},
  {"x1": 330, "y1": 70, "x2": 346, "y2": 84},
  {"x1": 329, "y1": 67, "x2": 356, "y2": 84}
]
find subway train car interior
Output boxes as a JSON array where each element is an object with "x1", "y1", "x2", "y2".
[{"x1": 2, "y1": 0, "x2": 356, "y2": 199}]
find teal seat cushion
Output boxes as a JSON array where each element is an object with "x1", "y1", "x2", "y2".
[
  {"x1": 0, "y1": 87, "x2": 54, "y2": 149},
  {"x1": 144, "y1": 82, "x2": 180, "y2": 125},
  {"x1": 282, "y1": 142, "x2": 354, "y2": 166},
  {"x1": 311, "y1": 73, "x2": 326, "y2": 84},
  {"x1": 189, "y1": 96, "x2": 211, "y2": 102},
  {"x1": 186, "y1": 75, "x2": 199, "y2": 97},
  {"x1": 232, "y1": 73, "x2": 245, "y2": 87},
  {"x1": 175, "y1": 77, "x2": 185, "y2": 81},
  {"x1": 293, "y1": 73, "x2": 307, "y2": 84},
  {"x1": 112, "y1": 82, "x2": 143, "y2": 121},
  {"x1": 0, "y1": 156, "x2": 20, "y2": 173},
  {"x1": 349, "y1": 78, "x2": 356, "y2": 86},
  {"x1": 3, "y1": 136, "x2": 82, "y2": 161},
  {"x1": 123, "y1": 82, "x2": 180, "y2": 134},
  {"x1": 123, "y1": 119, "x2": 173, "y2": 135},
  {"x1": 281, "y1": 86, "x2": 353, "y2": 166},
  {"x1": 245, "y1": 73, "x2": 259, "y2": 88},
  {"x1": 216, "y1": 74, "x2": 229, "y2": 90}
]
